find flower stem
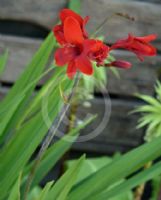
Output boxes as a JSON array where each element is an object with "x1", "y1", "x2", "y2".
[
  {"x1": 59, "y1": 101, "x2": 78, "y2": 176},
  {"x1": 91, "y1": 13, "x2": 135, "y2": 38},
  {"x1": 134, "y1": 161, "x2": 152, "y2": 200},
  {"x1": 23, "y1": 72, "x2": 81, "y2": 200}
]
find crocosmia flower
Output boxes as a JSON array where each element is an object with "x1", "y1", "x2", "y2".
[
  {"x1": 88, "y1": 40, "x2": 109, "y2": 66},
  {"x1": 53, "y1": 9, "x2": 157, "y2": 78},
  {"x1": 106, "y1": 60, "x2": 132, "y2": 69},
  {"x1": 53, "y1": 9, "x2": 109, "y2": 78},
  {"x1": 54, "y1": 9, "x2": 89, "y2": 45},
  {"x1": 111, "y1": 33, "x2": 157, "y2": 61}
]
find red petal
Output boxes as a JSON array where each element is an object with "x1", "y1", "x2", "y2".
[
  {"x1": 54, "y1": 47, "x2": 76, "y2": 66},
  {"x1": 83, "y1": 39, "x2": 97, "y2": 53},
  {"x1": 67, "y1": 61, "x2": 77, "y2": 79},
  {"x1": 82, "y1": 39, "x2": 104, "y2": 54},
  {"x1": 110, "y1": 34, "x2": 133, "y2": 50},
  {"x1": 75, "y1": 55, "x2": 93, "y2": 75},
  {"x1": 60, "y1": 9, "x2": 83, "y2": 24},
  {"x1": 107, "y1": 60, "x2": 132, "y2": 69},
  {"x1": 132, "y1": 41, "x2": 157, "y2": 56},
  {"x1": 53, "y1": 25, "x2": 66, "y2": 45},
  {"x1": 148, "y1": 45, "x2": 157, "y2": 56},
  {"x1": 136, "y1": 34, "x2": 157, "y2": 42},
  {"x1": 64, "y1": 17, "x2": 84, "y2": 44},
  {"x1": 82, "y1": 16, "x2": 90, "y2": 38}
]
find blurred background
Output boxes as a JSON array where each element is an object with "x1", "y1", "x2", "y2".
[{"x1": 0, "y1": 0, "x2": 160, "y2": 156}]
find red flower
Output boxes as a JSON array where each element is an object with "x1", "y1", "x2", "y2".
[
  {"x1": 53, "y1": 9, "x2": 109, "y2": 78},
  {"x1": 105, "y1": 60, "x2": 132, "y2": 69},
  {"x1": 55, "y1": 38, "x2": 109, "y2": 78},
  {"x1": 88, "y1": 40, "x2": 110, "y2": 66},
  {"x1": 111, "y1": 34, "x2": 157, "y2": 61},
  {"x1": 53, "y1": 9, "x2": 89, "y2": 45}
]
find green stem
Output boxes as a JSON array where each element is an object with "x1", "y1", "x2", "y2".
[
  {"x1": 91, "y1": 12, "x2": 134, "y2": 38},
  {"x1": 23, "y1": 72, "x2": 81, "y2": 200},
  {"x1": 134, "y1": 161, "x2": 152, "y2": 200},
  {"x1": 59, "y1": 101, "x2": 78, "y2": 176}
]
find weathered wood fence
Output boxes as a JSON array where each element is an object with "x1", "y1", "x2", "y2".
[{"x1": 0, "y1": 0, "x2": 160, "y2": 154}]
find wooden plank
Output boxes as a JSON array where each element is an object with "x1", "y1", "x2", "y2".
[
  {"x1": 107, "y1": 50, "x2": 161, "y2": 96},
  {"x1": 81, "y1": 0, "x2": 161, "y2": 50},
  {"x1": 0, "y1": 0, "x2": 160, "y2": 50},
  {"x1": 0, "y1": 35, "x2": 159, "y2": 96},
  {"x1": 140, "y1": 0, "x2": 161, "y2": 3},
  {"x1": 0, "y1": 86, "x2": 144, "y2": 154},
  {"x1": 0, "y1": 35, "x2": 42, "y2": 83},
  {"x1": 0, "y1": 0, "x2": 66, "y2": 29},
  {"x1": 72, "y1": 141, "x2": 137, "y2": 155},
  {"x1": 73, "y1": 98, "x2": 144, "y2": 154}
]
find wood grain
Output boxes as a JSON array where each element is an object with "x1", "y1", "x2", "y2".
[
  {"x1": 0, "y1": 35, "x2": 41, "y2": 83},
  {"x1": 73, "y1": 98, "x2": 144, "y2": 154},
  {"x1": 0, "y1": 0, "x2": 159, "y2": 154},
  {"x1": 82, "y1": 0, "x2": 161, "y2": 50},
  {"x1": 0, "y1": 87, "x2": 144, "y2": 153},
  {"x1": 0, "y1": 35, "x2": 159, "y2": 96},
  {"x1": 107, "y1": 50, "x2": 161, "y2": 96},
  {"x1": 0, "y1": 0, "x2": 66, "y2": 29},
  {"x1": 0, "y1": 0, "x2": 160, "y2": 50}
]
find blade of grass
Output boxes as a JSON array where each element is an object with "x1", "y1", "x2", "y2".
[
  {"x1": 0, "y1": 66, "x2": 55, "y2": 144},
  {"x1": 68, "y1": 135, "x2": 161, "y2": 200},
  {"x1": 7, "y1": 173, "x2": 21, "y2": 200},
  {"x1": 0, "y1": 50, "x2": 8, "y2": 77},
  {"x1": 68, "y1": 0, "x2": 81, "y2": 13},
  {"x1": 29, "y1": 116, "x2": 96, "y2": 188},
  {"x1": 0, "y1": 75, "x2": 73, "y2": 199},
  {"x1": 0, "y1": 94, "x2": 24, "y2": 137},
  {"x1": 89, "y1": 161, "x2": 161, "y2": 200},
  {"x1": 16, "y1": 67, "x2": 65, "y2": 130},
  {"x1": 0, "y1": 32, "x2": 56, "y2": 135},
  {"x1": 35, "y1": 181, "x2": 54, "y2": 200},
  {"x1": 47, "y1": 155, "x2": 85, "y2": 200},
  {"x1": 23, "y1": 72, "x2": 81, "y2": 199}
]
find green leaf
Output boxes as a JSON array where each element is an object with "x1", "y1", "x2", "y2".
[
  {"x1": 82, "y1": 74, "x2": 94, "y2": 94},
  {"x1": 90, "y1": 161, "x2": 161, "y2": 200},
  {"x1": 108, "y1": 192, "x2": 133, "y2": 200},
  {"x1": 136, "y1": 94, "x2": 161, "y2": 108},
  {"x1": 150, "y1": 175, "x2": 161, "y2": 200},
  {"x1": 0, "y1": 74, "x2": 73, "y2": 199},
  {"x1": 66, "y1": 156, "x2": 133, "y2": 200},
  {"x1": 27, "y1": 187, "x2": 42, "y2": 200},
  {"x1": 16, "y1": 67, "x2": 65, "y2": 129},
  {"x1": 82, "y1": 62, "x2": 108, "y2": 95},
  {"x1": 47, "y1": 155, "x2": 85, "y2": 200},
  {"x1": 0, "y1": 67, "x2": 59, "y2": 144},
  {"x1": 0, "y1": 32, "x2": 56, "y2": 135},
  {"x1": 65, "y1": 157, "x2": 112, "y2": 184},
  {"x1": 0, "y1": 50, "x2": 8, "y2": 76},
  {"x1": 0, "y1": 94, "x2": 24, "y2": 138},
  {"x1": 3, "y1": 32, "x2": 54, "y2": 103},
  {"x1": 68, "y1": 0, "x2": 81, "y2": 13},
  {"x1": 66, "y1": 157, "x2": 133, "y2": 200},
  {"x1": 134, "y1": 81, "x2": 161, "y2": 142},
  {"x1": 68, "y1": 135, "x2": 161, "y2": 200},
  {"x1": 93, "y1": 62, "x2": 107, "y2": 88},
  {"x1": 7, "y1": 173, "x2": 21, "y2": 200},
  {"x1": 26, "y1": 116, "x2": 96, "y2": 188},
  {"x1": 35, "y1": 181, "x2": 54, "y2": 200}
]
